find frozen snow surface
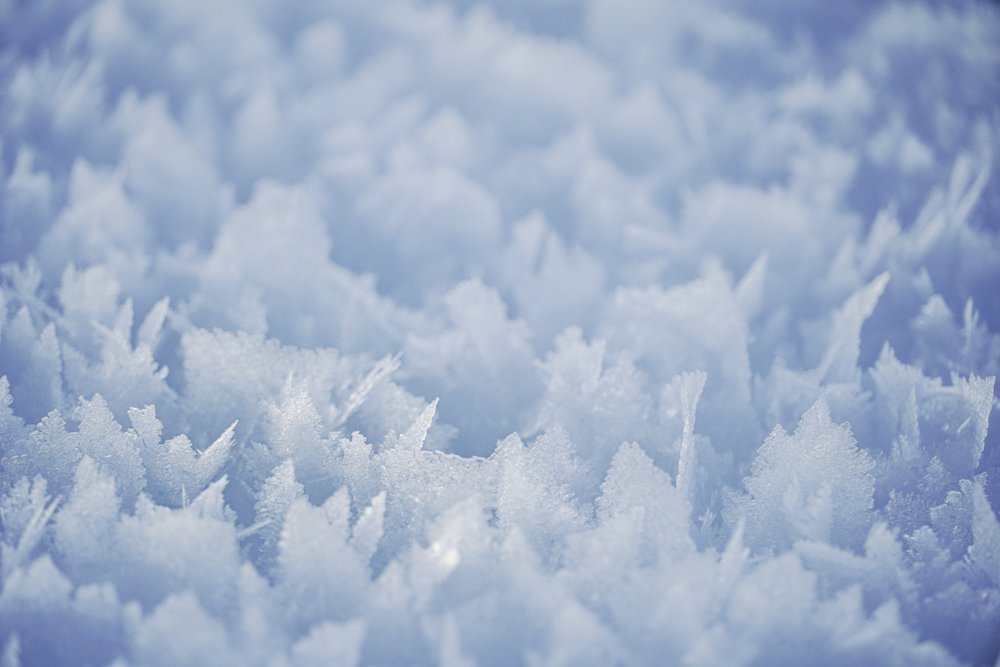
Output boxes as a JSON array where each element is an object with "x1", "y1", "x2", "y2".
[{"x1": 1, "y1": 0, "x2": 1000, "y2": 664}]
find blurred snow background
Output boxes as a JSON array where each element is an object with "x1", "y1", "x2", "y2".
[{"x1": 1, "y1": 0, "x2": 999, "y2": 664}]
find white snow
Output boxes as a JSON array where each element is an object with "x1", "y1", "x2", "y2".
[{"x1": 1, "y1": 0, "x2": 999, "y2": 665}]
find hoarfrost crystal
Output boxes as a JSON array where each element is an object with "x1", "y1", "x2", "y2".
[{"x1": 0, "y1": 0, "x2": 998, "y2": 665}]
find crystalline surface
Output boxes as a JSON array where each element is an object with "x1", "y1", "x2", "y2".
[
  {"x1": 0, "y1": 0, "x2": 999, "y2": 665},
  {"x1": 732, "y1": 397, "x2": 876, "y2": 552}
]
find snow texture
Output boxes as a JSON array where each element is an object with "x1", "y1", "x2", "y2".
[{"x1": 1, "y1": 0, "x2": 999, "y2": 665}]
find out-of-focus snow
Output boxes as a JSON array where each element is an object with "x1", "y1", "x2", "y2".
[{"x1": 1, "y1": 0, "x2": 999, "y2": 665}]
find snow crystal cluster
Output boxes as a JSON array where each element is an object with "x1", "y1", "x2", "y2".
[{"x1": 2, "y1": 0, "x2": 1000, "y2": 665}]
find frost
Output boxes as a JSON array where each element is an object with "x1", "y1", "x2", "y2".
[
  {"x1": 732, "y1": 397, "x2": 875, "y2": 552},
  {"x1": 350, "y1": 491, "x2": 387, "y2": 565},
  {"x1": 605, "y1": 272, "x2": 757, "y2": 455},
  {"x1": 815, "y1": 272, "x2": 890, "y2": 384},
  {"x1": 72, "y1": 395, "x2": 145, "y2": 506},
  {"x1": 598, "y1": 441, "x2": 693, "y2": 563},
  {"x1": 871, "y1": 345, "x2": 996, "y2": 481},
  {"x1": 491, "y1": 428, "x2": 588, "y2": 565},
  {"x1": 404, "y1": 278, "x2": 540, "y2": 455},
  {"x1": 968, "y1": 481, "x2": 1000, "y2": 586},
  {"x1": 669, "y1": 369, "x2": 707, "y2": 506},
  {"x1": 254, "y1": 459, "x2": 305, "y2": 568},
  {"x1": 131, "y1": 404, "x2": 235, "y2": 508},
  {"x1": 389, "y1": 398, "x2": 437, "y2": 452},
  {"x1": 0, "y1": 0, "x2": 999, "y2": 664},
  {"x1": 533, "y1": 327, "x2": 653, "y2": 473},
  {"x1": 0, "y1": 476, "x2": 59, "y2": 579},
  {"x1": 275, "y1": 489, "x2": 383, "y2": 630}
]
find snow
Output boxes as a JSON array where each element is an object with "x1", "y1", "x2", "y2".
[{"x1": 1, "y1": 0, "x2": 999, "y2": 665}]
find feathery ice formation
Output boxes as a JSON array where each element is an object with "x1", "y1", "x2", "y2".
[{"x1": 1, "y1": 0, "x2": 1000, "y2": 665}]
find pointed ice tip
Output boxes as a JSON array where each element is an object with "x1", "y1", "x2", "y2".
[
  {"x1": 235, "y1": 518, "x2": 272, "y2": 541},
  {"x1": 494, "y1": 431, "x2": 525, "y2": 458},
  {"x1": 674, "y1": 370, "x2": 706, "y2": 504},
  {"x1": 137, "y1": 296, "x2": 170, "y2": 350},
  {"x1": 680, "y1": 370, "x2": 707, "y2": 420},
  {"x1": 815, "y1": 271, "x2": 890, "y2": 383},
  {"x1": 797, "y1": 395, "x2": 832, "y2": 432},
  {"x1": 399, "y1": 398, "x2": 438, "y2": 451}
]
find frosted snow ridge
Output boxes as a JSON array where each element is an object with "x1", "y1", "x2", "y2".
[{"x1": 1, "y1": 0, "x2": 1000, "y2": 665}]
